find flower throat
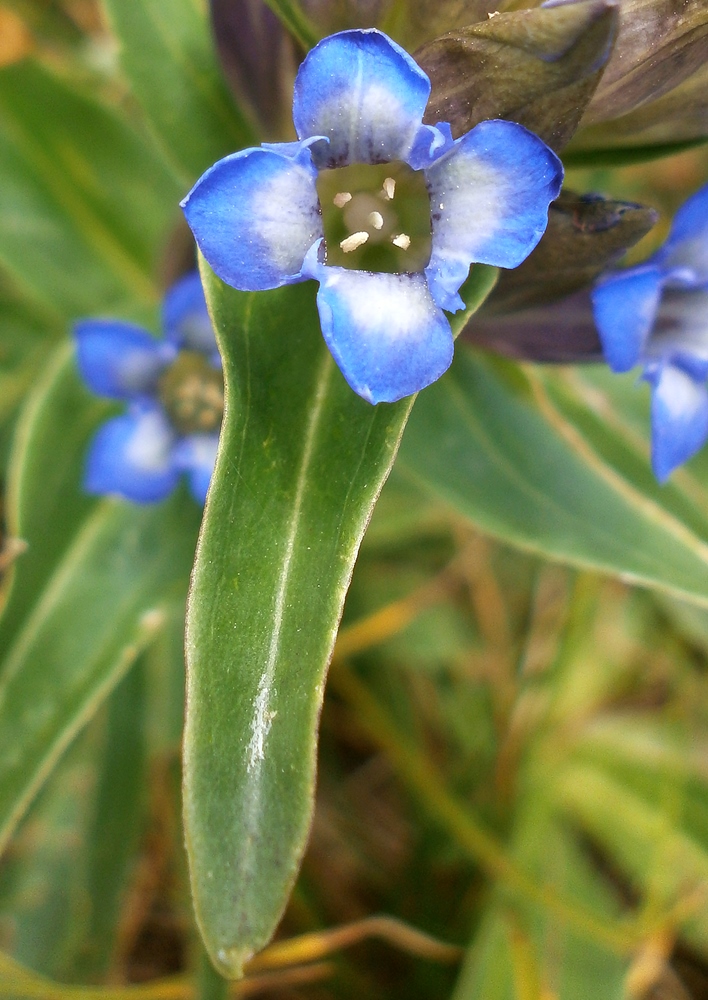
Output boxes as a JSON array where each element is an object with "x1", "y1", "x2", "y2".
[
  {"x1": 316, "y1": 161, "x2": 432, "y2": 274},
  {"x1": 158, "y1": 351, "x2": 224, "y2": 435}
]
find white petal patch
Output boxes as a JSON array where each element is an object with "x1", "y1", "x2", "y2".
[
  {"x1": 251, "y1": 162, "x2": 323, "y2": 274},
  {"x1": 427, "y1": 153, "x2": 506, "y2": 267},
  {"x1": 656, "y1": 365, "x2": 702, "y2": 421},
  {"x1": 326, "y1": 270, "x2": 437, "y2": 343},
  {"x1": 315, "y1": 267, "x2": 454, "y2": 403},
  {"x1": 648, "y1": 286, "x2": 708, "y2": 361},
  {"x1": 126, "y1": 409, "x2": 174, "y2": 473}
]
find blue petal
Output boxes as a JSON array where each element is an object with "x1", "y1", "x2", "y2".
[
  {"x1": 84, "y1": 403, "x2": 179, "y2": 503},
  {"x1": 311, "y1": 263, "x2": 453, "y2": 403},
  {"x1": 173, "y1": 433, "x2": 219, "y2": 504},
  {"x1": 424, "y1": 120, "x2": 563, "y2": 311},
  {"x1": 591, "y1": 266, "x2": 663, "y2": 372},
  {"x1": 181, "y1": 145, "x2": 322, "y2": 291},
  {"x1": 163, "y1": 271, "x2": 217, "y2": 355},
  {"x1": 292, "y1": 29, "x2": 431, "y2": 168},
  {"x1": 655, "y1": 182, "x2": 708, "y2": 283},
  {"x1": 75, "y1": 320, "x2": 174, "y2": 399},
  {"x1": 644, "y1": 362, "x2": 708, "y2": 482}
]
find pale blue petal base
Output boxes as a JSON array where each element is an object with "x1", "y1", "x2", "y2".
[
  {"x1": 181, "y1": 145, "x2": 322, "y2": 291},
  {"x1": 163, "y1": 271, "x2": 217, "y2": 355},
  {"x1": 424, "y1": 120, "x2": 563, "y2": 312},
  {"x1": 85, "y1": 404, "x2": 179, "y2": 503},
  {"x1": 591, "y1": 266, "x2": 663, "y2": 372},
  {"x1": 293, "y1": 29, "x2": 431, "y2": 168},
  {"x1": 645, "y1": 363, "x2": 708, "y2": 482},
  {"x1": 310, "y1": 259, "x2": 453, "y2": 403},
  {"x1": 75, "y1": 320, "x2": 174, "y2": 399},
  {"x1": 655, "y1": 183, "x2": 708, "y2": 283},
  {"x1": 173, "y1": 433, "x2": 219, "y2": 504}
]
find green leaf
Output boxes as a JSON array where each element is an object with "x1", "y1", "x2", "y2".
[
  {"x1": 101, "y1": 0, "x2": 255, "y2": 186},
  {"x1": 0, "y1": 493, "x2": 198, "y2": 860},
  {"x1": 1, "y1": 344, "x2": 107, "y2": 643},
  {"x1": 562, "y1": 135, "x2": 708, "y2": 167},
  {"x1": 556, "y1": 763, "x2": 708, "y2": 951},
  {"x1": 183, "y1": 264, "x2": 495, "y2": 977},
  {"x1": 0, "y1": 347, "x2": 201, "y2": 857},
  {"x1": 78, "y1": 661, "x2": 148, "y2": 979},
  {"x1": 0, "y1": 725, "x2": 100, "y2": 979},
  {"x1": 0, "y1": 665, "x2": 147, "y2": 981},
  {"x1": 0, "y1": 60, "x2": 180, "y2": 317},
  {"x1": 415, "y1": 1, "x2": 618, "y2": 152},
  {"x1": 398, "y1": 348, "x2": 708, "y2": 606}
]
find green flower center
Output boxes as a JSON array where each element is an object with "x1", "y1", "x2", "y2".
[
  {"x1": 158, "y1": 351, "x2": 224, "y2": 435},
  {"x1": 316, "y1": 161, "x2": 432, "y2": 274}
]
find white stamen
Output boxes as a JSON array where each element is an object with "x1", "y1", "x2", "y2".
[
  {"x1": 391, "y1": 233, "x2": 411, "y2": 250},
  {"x1": 368, "y1": 211, "x2": 384, "y2": 230},
  {"x1": 333, "y1": 191, "x2": 352, "y2": 207},
  {"x1": 340, "y1": 231, "x2": 370, "y2": 252},
  {"x1": 382, "y1": 177, "x2": 396, "y2": 200}
]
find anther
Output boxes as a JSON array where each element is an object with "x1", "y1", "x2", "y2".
[
  {"x1": 340, "y1": 231, "x2": 370, "y2": 253},
  {"x1": 382, "y1": 177, "x2": 396, "y2": 200},
  {"x1": 391, "y1": 233, "x2": 411, "y2": 250},
  {"x1": 333, "y1": 191, "x2": 352, "y2": 207},
  {"x1": 368, "y1": 211, "x2": 384, "y2": 230}
]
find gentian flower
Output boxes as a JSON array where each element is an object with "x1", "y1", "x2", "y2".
[
  {"x1": 592, "y1": 183, "x2": 708, "y2": 482},
  {"x1": 75, "y1": 272, "x2": 222, "y2": 505},
  {"x1": 181, "y1": 28, "x2": 563, "y2": 404}
]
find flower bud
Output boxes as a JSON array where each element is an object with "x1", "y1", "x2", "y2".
[{"x1": 415, "y1": 0, "x2": 617, "y2": 151}]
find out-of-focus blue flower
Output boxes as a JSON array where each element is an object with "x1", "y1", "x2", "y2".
[
  {"x1": 181, "y1": 28, "x2": 563, "y2": 404},
  {"x1": 75, "y1": 272, "x2": 222, "y2": 505},
  {"x1": 592, "y1": 184, "x2": 708, "y2": 482}
]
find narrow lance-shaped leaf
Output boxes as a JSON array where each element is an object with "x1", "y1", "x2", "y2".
[
  {"x1": 0, "y1": 347, "x2": 201, "y2": 857},
  {"x1": 399, "y1": 348, "x2": 708, "y2": 605},
  {"x1": 183, "y1": 263, "x2": 497, "y2": 977},
  {"x1": 415, "y1": 0, "x2": 617, "y2": 152}
]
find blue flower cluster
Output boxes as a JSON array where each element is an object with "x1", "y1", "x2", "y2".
[
  {"x1": 75, "y1": 272, "x2": 222, "y2": 505},
  {"x1": 181, "y1": 28, "x2": 563, "y2": 405},
  {"x1": 592, "y1": 183, "x2": 708, "y2": 482}
]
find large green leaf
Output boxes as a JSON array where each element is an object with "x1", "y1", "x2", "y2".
[
  {"x1": 183, "y1": 264, "x2": 496, "y2": 976},
  {"x1": 101, "y1": 0, "x2": 255, "y2": 186},
  {"x1": 0, "y1": 60, "x2": 180, "y2": 317},
  {"x1": 398, "y1": 347, "x2": 708, "y2": 605}
]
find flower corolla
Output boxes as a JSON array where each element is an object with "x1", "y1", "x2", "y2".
[
  {"x1": 75, "y1": 272, "x2": 222, "y2": 504},
  {"x1": 592, "y1": 183, "x2": 708, "y2": 481},
  {"x1": 181, "y1": 28, "x2": 563, "y2": 404}
]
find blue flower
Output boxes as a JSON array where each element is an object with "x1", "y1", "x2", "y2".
[
  {"x1": 592, "y1": 183, "x2": 708, "y2": 482},
  {"x1": 181, "y1": 28, "x2": 563, "y2": 404},
  {"x1": 75, "y1": 272, "x2": 222, "y2": 505}
]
